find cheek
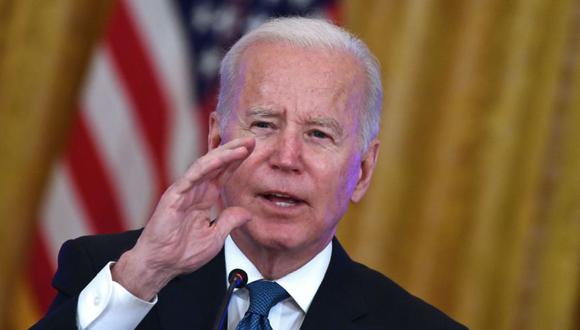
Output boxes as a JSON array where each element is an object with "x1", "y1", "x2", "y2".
[
  {"x1": 337, "y1": 163, "x2": 360, "y2": 201},
  {"x1": 315, "y1": 158, "x2": 360, "y2": 209}
]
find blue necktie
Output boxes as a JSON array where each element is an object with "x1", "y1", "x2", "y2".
[{"x1": 236, "y1": 280, "x2": 290, "y2": 330}]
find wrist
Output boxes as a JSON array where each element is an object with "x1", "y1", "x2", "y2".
[{"x1": 112, "y1": 250, "x2": 173, "y2": 301}]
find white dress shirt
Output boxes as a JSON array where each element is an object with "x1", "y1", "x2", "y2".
[
  {"x1": 224, "y1": 236, "x2": 331, "y2": 330},
  {"x1": 77, "y1": 236, "x2": 332, "y2": 329},
  {"x1": 77, "y1": 262, "x2": 156, "y2": 329}
]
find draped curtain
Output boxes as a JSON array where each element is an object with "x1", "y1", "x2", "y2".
[
  {"x1": 339, "y1": 1, "x2": 580, "y2": 330},
  {"x1": 0, "y1": 0, "x2": 578, "y2": 329},
  {"x1": 0, "y1": 0, "x2": 115, "y2": 328}
]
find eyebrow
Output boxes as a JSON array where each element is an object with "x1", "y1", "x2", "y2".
[
  {"x1": 247, "y1": 107, "x2": 280, "y2": 118},
  {"x1": 246, "y1": 107, "x2": 344, "y2": 136}
]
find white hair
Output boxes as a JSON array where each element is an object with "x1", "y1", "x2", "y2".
[{"x1": 216, "y1": 17, "x2": 383, "y2": 152}]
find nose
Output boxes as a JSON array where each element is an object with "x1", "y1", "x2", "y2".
[{"x1": 269, "y1": 130, "x2": 303, "y2": 174}]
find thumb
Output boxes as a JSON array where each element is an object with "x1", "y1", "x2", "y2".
[{"x1": 214, "y1": 206, "x2": 252, "y2": 240}]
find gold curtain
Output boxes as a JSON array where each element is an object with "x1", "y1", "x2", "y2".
[
  {"x1": 1, "y1": 0, "x2": 579, "y2": 329},
  {"x1": 0, "y1": 0, "x2": 113, "y2": 328},
  {"x1": 339, "y1": 1, "x2": 580, "y2": 329}
]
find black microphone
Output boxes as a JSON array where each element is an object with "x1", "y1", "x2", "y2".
[{"x1": 212, "y1": 269, "x2": 248, "y2": 330}]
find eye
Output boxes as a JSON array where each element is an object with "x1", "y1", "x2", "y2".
[
  {"x1": 251, "y1": 121, "x2": 274, "y2": 129},
  {"x1": 309, "y1": 129, "x2": 330, "y2": 140}
]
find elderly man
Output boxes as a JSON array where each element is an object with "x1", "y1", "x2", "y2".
[{"x1": 34, "y1": 18, "x2": 466, "y2": 329}]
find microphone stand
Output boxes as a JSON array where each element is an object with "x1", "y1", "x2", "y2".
[{"x1": 212, "y1": 269, "x2": 248, "y2": 330}]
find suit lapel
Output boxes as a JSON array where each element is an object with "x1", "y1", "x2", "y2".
[
  {"x1": 300, "y1": 238, "x2": 367, "y2": 329},
  {"x1": 154, "y1": 250, "x2": 226, "y2": 330},
  {"x1": 149, "y1": 239, "x2": 367, "y2": 329}
]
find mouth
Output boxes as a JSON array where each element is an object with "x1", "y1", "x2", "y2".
[{"x1": 257, "y1": 191, "x2": 306, "y2": 208}]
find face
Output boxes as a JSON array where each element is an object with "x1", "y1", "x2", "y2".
[{"x1": 210, "y1": 41, "x2": 379, "y2": 259}]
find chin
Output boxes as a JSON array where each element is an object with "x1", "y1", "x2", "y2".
[{"x1": 235, "y1": 218, "x2": 308, "y2": 252}]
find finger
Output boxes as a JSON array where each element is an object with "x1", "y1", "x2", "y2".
[
  {"x1": 214, "y1": 206, "x2": 252, "y2": 240},
  {"x1": 215, "y1": 150, "x2": 253, "y2": 187},
  {"x1": 173, "y1": 138, "x2": 255, "y2": 193},
  {"x1": 186, "y1": 137, "x2": 255, "y2": 182},
  {"x1": 218, "y1": 135, "x2": 256, "y2": 152},
  {"x1": 210, "y1": 137, "x2": 257, "y2": 186}
]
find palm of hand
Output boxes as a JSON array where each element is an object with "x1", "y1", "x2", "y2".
[{"x1": 120, "y1": 137, "x2": 255, "y2": 294}]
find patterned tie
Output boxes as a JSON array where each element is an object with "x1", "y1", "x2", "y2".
[{"x1": 236, "y1": 280, "x2": 290, "y2": 330}]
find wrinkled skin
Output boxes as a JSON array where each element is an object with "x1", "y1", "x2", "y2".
[
  {"x1": 216, "y1": 42, "x2": 380, "y2": 277},
  {"x1": 112, "y1": 41, "x2": 379, "y2": 300}
]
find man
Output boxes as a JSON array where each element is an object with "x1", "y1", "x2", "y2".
[{"x1": 34, "y1": 18, "x2": 466, "y2": 329}]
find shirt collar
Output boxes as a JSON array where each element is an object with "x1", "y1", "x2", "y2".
[{"x1": 224, "y1": 235, "x2": 332, "y2": 313}]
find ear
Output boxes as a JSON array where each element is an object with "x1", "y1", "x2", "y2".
[
  {"x1": 351, "y1": 139, "x2": 380, "y2": 203},
  {"x1": 208, "y1": 112, "x2": 222, "y2": 151}
]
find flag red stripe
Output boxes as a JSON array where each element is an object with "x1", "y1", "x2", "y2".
[
  {"x1": 106, "y1": 1, "x2": 170, "y2": 194},
  {"x1": 28, "y1": 230, "x2": 56, "y2": 313},
  {"x1": 325, "y1": 2, "x2": 342, "y2": 24},
  {"x1": 30, "y1": 2, "x2": 340, "y2": 324},
  {"x1": 66, "y1": 114, "x2": 126, "y2": 234}
]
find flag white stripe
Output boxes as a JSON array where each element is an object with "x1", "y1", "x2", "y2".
[
  {"x1": 81, "y1": 47, "x2": 156, "y2": 230},
  {"x1": 40, "y1": 163, "x2": 92, "y2": 268},
  {"x1": 125, "y1": 0, "x2": 201, "y2": 180}
]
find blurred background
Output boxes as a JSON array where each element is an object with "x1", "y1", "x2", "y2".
[{"x1": 0, "y1": 0, "x2": 579, "y2": 329}]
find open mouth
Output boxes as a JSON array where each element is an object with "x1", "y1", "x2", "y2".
[{"x1": 258, "y1": 191, "x2": 305, "y2": 208}]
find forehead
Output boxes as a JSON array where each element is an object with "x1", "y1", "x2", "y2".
[{"x1": 232, "y1": 41, "x2": 367, "y2": 122}]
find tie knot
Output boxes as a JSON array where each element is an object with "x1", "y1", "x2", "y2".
[{"x1": 246, "y1": 280, "x2": 289, "y2": 316}]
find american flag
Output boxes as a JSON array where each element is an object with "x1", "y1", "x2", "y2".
[{"x1": 27, "y1": 0, "x2": 339, "y2": 316}]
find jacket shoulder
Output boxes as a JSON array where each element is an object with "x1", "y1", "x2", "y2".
[
  {"x1": 31, "y1": 230, "x2": 145, "y2": 329},
  {"x1": 52, "y1": 229, "x2": 142, "y2": 294},
  {"x1": 69, "y1": 229, "x2": 142, "y2": 263}
]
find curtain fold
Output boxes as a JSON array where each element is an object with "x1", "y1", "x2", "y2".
[
  {"x1": 340, "y1": 1, "x2": 580, "y2": 329},
  {"x1": 1, "y1": 1, "x2": 578, "y2": 329},
  {"x1": 0, "y1": 1, "x2": 113, "y2": 328}
]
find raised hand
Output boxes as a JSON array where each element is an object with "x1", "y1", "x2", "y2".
[{"x1": 112, "y1": 137, "x2": 256, "y2": 300}]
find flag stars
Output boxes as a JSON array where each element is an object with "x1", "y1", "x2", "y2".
[
  {"x1": 245, "y1": 14, "x2": 268, "y2": 33},
  {"x1": 198, "y1": 47, "x2": 223, "y2": 81},
  {"x1": 213, "y1": 5, "x2": 241, "y2": 39},
  {"x1": 191, "y1": 3, "x2": 214, "y2": 34},
  {"x1": 184, "y1": 0, "x2": 332, "y2": 99},
  {"x1": 290, "y1": 0, "x2": 315, "y2": 9}
]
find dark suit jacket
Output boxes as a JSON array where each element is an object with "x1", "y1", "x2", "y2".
[{"x1": 33, "y1": 230, "x2": 467, "y2": 329}]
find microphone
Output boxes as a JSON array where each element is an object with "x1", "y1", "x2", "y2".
[{"x1": 212, "y1": 269, "x2": 248, "y2": 330}]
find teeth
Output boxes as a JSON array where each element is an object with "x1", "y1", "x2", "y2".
[
  {"x1": 274, "y1": 201, "x2": 295, "y2": 207},
  {"x1": 261, "y1": 192, "x2": 300, "y2": 207}
]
